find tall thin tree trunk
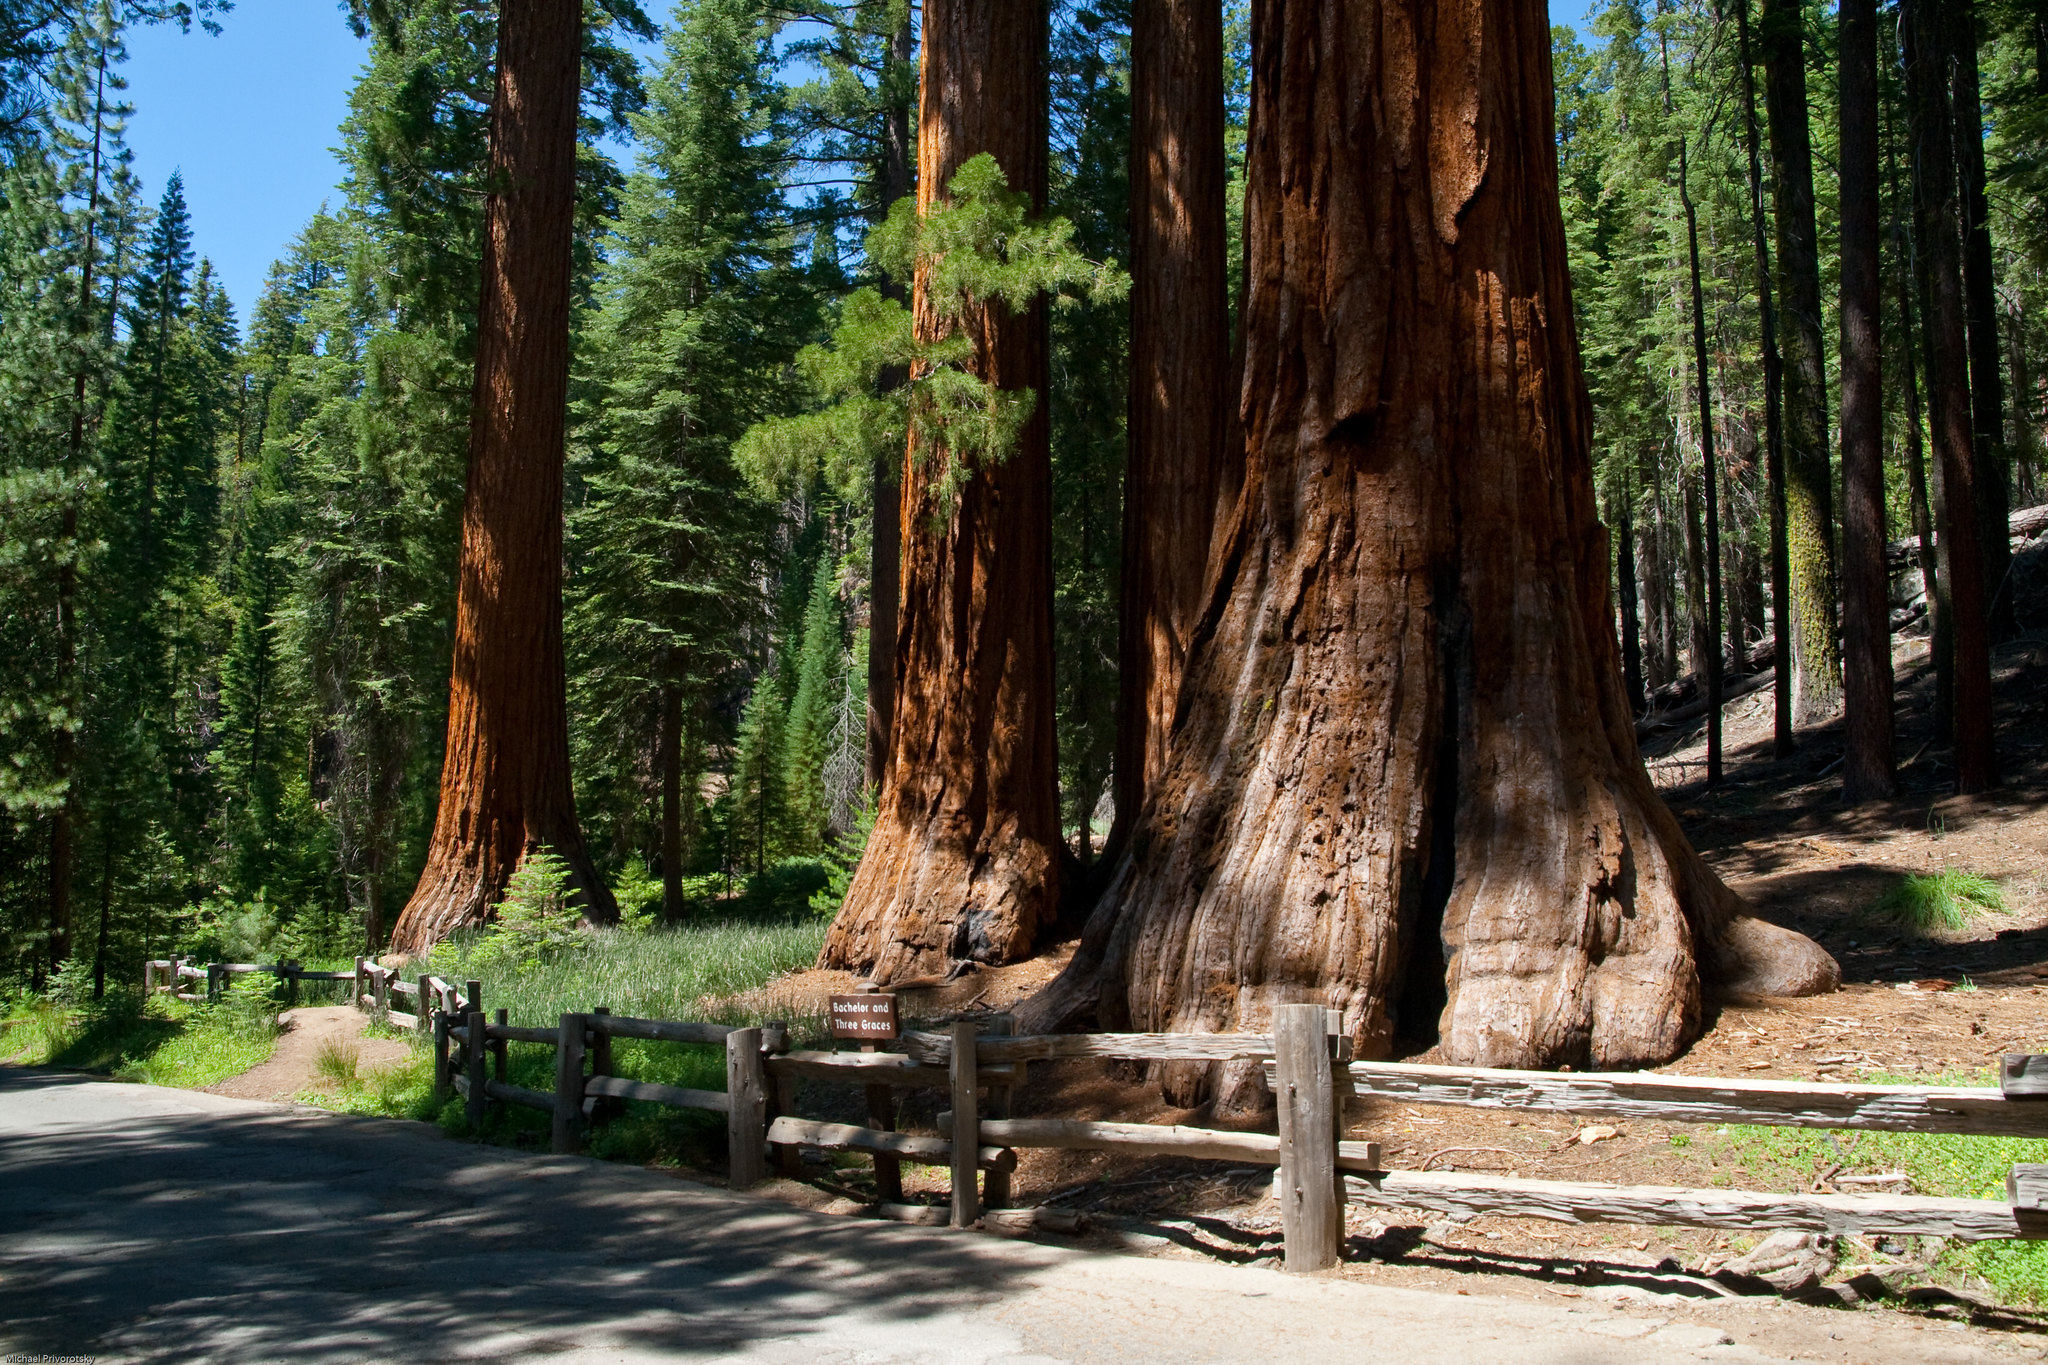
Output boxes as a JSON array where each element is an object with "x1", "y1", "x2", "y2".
[
  {"x1": 1761, "y1": 0, "x2": 1843, "y2": 725},
  {"x1": 866, "y1": 12, "x2": 914, "y2": 795},
  {"x1": 2011, "y1": 294, "x2": 2042, "y2": 508},
  {"x1": 1616, "y1": 504, "x2": 1647, "y2": 715},
  {"x1": 1678, "y1": 138, "x2": 1723, "y2": 785},
  {"x1": 1951, "y1": 0, "x2": 2012, "y2": 638},
  {"x1": 1891, "y1": 92, "x2": 1951, "y2": 737},
  {"x1": 1904, "y1": 0, "x2": 1998, "y2": 790},
  {"x1": 820, "y1": 0, "x2": 1061, "y2": 979},
  {"x1": 659, "y1": 680, "x2": 684, "y2": 921},
  {"x1": 1839, "y1": 0, "x2": 1898, "y2": 802},
  {"x1": 1112, "y1": 0, "x2": 1236, "y2": 853},
  {"x1": 1735, "y1": 0, "x2": 1794, "y2": 756},
  {"x1": 391, "y1": 0, "x2": 616, "y2": 955},
  {"x1": 1027, "y1": 0, "x2": 1834, "y2": 1100}
]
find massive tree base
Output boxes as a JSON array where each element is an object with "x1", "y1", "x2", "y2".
[
  {"x1": 815, "y1": 0, "x2": 1063, "y2": 985},
  {"x1": 391, "y1": 825, "x2": 613, "y2": 960},
  {"x1": 1020, "y1": 0, "x2": 1835, "y2": 1106}
]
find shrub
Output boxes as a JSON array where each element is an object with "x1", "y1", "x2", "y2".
[
  {"x1": 472, "y1": 847, "x2": 586, "y2": 974},
  {"x1": 1875, "y1": 869, "x2": 2006, "y2": 934},
  {"x1": 48, "y1": 955, "x2": 97, "y2": 1006}
]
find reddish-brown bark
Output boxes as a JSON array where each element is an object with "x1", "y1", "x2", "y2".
[
  {"x1": 819, "y1": 0, "x2": 1062, "y2": 980},
  {"x1": 1838, "y1": 0, "x2": 1897, "y2": 803},
  {"x1": 391, "y1": 0, "x2": 614, "y2": 956},
  {"x1": 1027, "y1": 0, "x2": 1834, "y2": 1101},
  {"x1": 1112, "y1": 0, "x2": 1239, "y2": 849},
  {"x1": 1904, "y1": 0, "x2": 1997, "y2": 791}
]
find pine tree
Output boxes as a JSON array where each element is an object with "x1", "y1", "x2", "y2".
[
  {"x1": 567, "y1": 0, "x2": 818, "y2": 921},
  {"x1": 782, "y1": 551, "x2": 846, "y2": 850}
]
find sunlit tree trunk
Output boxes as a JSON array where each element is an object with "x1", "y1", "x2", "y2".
[
  {"x1": 1760, "y1": 0, "x2": 1842, "y2": 725},
  {"x1": 1027, "y1": 0, "x2": 1835, "y2": 1103},
  {"x1": 1112, "y1": 0, "x2": 1237, "y2": 853},
  {"x1": 391, "y1": 0, "x2": 615, "y2": 956},
  {"x1": 821, "y1": 0, "x2": 1062, "y2": 979}
]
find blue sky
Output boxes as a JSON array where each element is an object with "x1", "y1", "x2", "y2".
[{"x1": 119, "y1": 0, "x2": 1602, "y2": 330}]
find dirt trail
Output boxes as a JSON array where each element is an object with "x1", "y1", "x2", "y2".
[{"x1": 205, "y1": 1005, "x2": 412, "y2": 1102}]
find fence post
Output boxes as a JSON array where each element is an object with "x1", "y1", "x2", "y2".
[
  {"x1": 726, "y1": 1026, "x2": 768, "y2": 1188},
  {"x1": 433, "y1": 1007, "x2": 452, "y2": 1103},
  {"x1": 856, "y1": 983, "x2": 902, "y2": 1203},
  {"x1": 206, "y1": 963, "x2": 223, "y2": 1003},
  {"x1": 589, "y1": 1007, "x2": 619, "y2": 1124},
  {"x1": 465, "y1": 1011, "x2": 488, "y2": 1131},
  {"x1": 981, "y1": 1014, "x2": 1015, "y2": 1209},
  {"x1": 415, "y1": 973, "x2": 431, "y2": 1036},
  {"x1": 352, "y1": 956, "x2": 366, "y2": 1006},
  {"x1": 465, "y1": 979, "x2": 483, "y2": 1016},
  {"x1": 1274, "y1": 1003, "x2": 1340, "y2": 1271},
  {"x1": 491, "y1": 1008, "x2": 509, "y2": 1103},
  {"x1": 373, "y1": 966, "x2": 389, "y2": 1017},
  {"x1": 285, "y1": 961, "x2": 301, "y2": 1008},
  {"x1": 765, "y1": 1017, "x2": 801, "y2": 1177},
  {"x1": 949, "y1": 1018, "x2": 980, "y2": 1228},
  {"x1": 552, "y1": 1013, "x2": 588, "y2": 1154}
]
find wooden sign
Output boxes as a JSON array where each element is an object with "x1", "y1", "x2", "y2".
[{"x1": 829, "y1": 992, "x2": 899, "y2": 1041}]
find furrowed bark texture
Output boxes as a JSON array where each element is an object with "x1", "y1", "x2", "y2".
[
  {"x1": 1838, "y1": 0, "x2": 1898, "y2": 803},
  {"x1": 1033, "y1": 0, "x2": 1835, "y2": 1101},
  {"x1": 820, "y1": 0, "x2": 1061, "y2": 979},
  {"x1": 392, "y1": 0, "x2": 614, "y2": 956},
  {"x1": 1760, "y1": 0, "x2": 1842, "y2": 726},
  {"x1": 1904, "y1": 0, "x2": 1997, "y2": 790},
  {"x1": 1113, "y1": 0, "x2": 1238, "y2": 848}
]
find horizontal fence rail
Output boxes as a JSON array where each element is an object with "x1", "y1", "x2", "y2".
[
  {"x1": 139, "y1": 959, "x2": 2048, "y2": 1274},
  {"x1": 1289, "y1": 1058, "x2": 2048, "y2": 1139}
]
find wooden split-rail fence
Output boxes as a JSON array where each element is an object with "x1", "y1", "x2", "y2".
[{"x1": 139, "y1": 964, "x2": 2048, "y2": 1272}]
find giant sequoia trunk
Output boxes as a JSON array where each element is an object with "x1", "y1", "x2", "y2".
[
  {"x1": 819, "y1": 0, "x2": 1062, "y2": 980},
  {"x1": 1760, "y1": 0, "x2": 1843, "y2": 726},
  {"x1": 1112, "y1": 0, "x2": 1239, "y2": 850},
  {"x1": 1026, "y1": 0, "x2": 1835, "y2": 1103},
  {"x1": 1838, "y1": 0, "x2": 1899, "y2": 803},
  {"x1": 391, "y1": 0, "x2": 615, "y2": 956}
]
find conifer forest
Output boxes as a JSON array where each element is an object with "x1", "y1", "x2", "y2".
[{"x1": 1, "y1": 0, "x2": 2044, "y2": 1068}]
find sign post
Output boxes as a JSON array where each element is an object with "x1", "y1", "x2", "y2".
[{"x1": 832, "y1": 985, "x2": 902, "y2": 1202}]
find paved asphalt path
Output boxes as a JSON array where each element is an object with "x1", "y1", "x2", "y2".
[{"x1": 0, "y1": 1068, "x2": 1922, "y2": 1363}]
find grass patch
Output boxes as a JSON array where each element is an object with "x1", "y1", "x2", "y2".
[
  {"x1": 303, "y1": 917, "x2": 828, "y2": 1167},
  {"x1": 1875, "y1": 869, "x2": 2007, "y2": 934},
  {"x1": 426, "y1": 918, "x2": 829, "y2": 1032},
  {"x1": 1, "y1": 989, "x2": 281, "y2": 1089},
  {"x1": 313, "y1": 1037, "x2": 361, "y2": 1090},
  {"x1": 1714, "y1": 1066, "x2": 2048, "y2": 1304}
]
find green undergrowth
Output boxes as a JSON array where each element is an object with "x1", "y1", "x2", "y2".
[
  {"x1": 1875, "y1": 869, "x2": 2008, "y2": 934},
  {"x1": 300, "y1": 916, "x2": 828, "y2": 1168},
  {"x1": 1711, "y1": 1067, "x2": 2048, "y2": 1304},
  {"x1": 0, "y1": 989, "x2": 281, "y2": 1087},
  {"x1": 426, "y1": 917, "x2": 829, "y2": 1033}
]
